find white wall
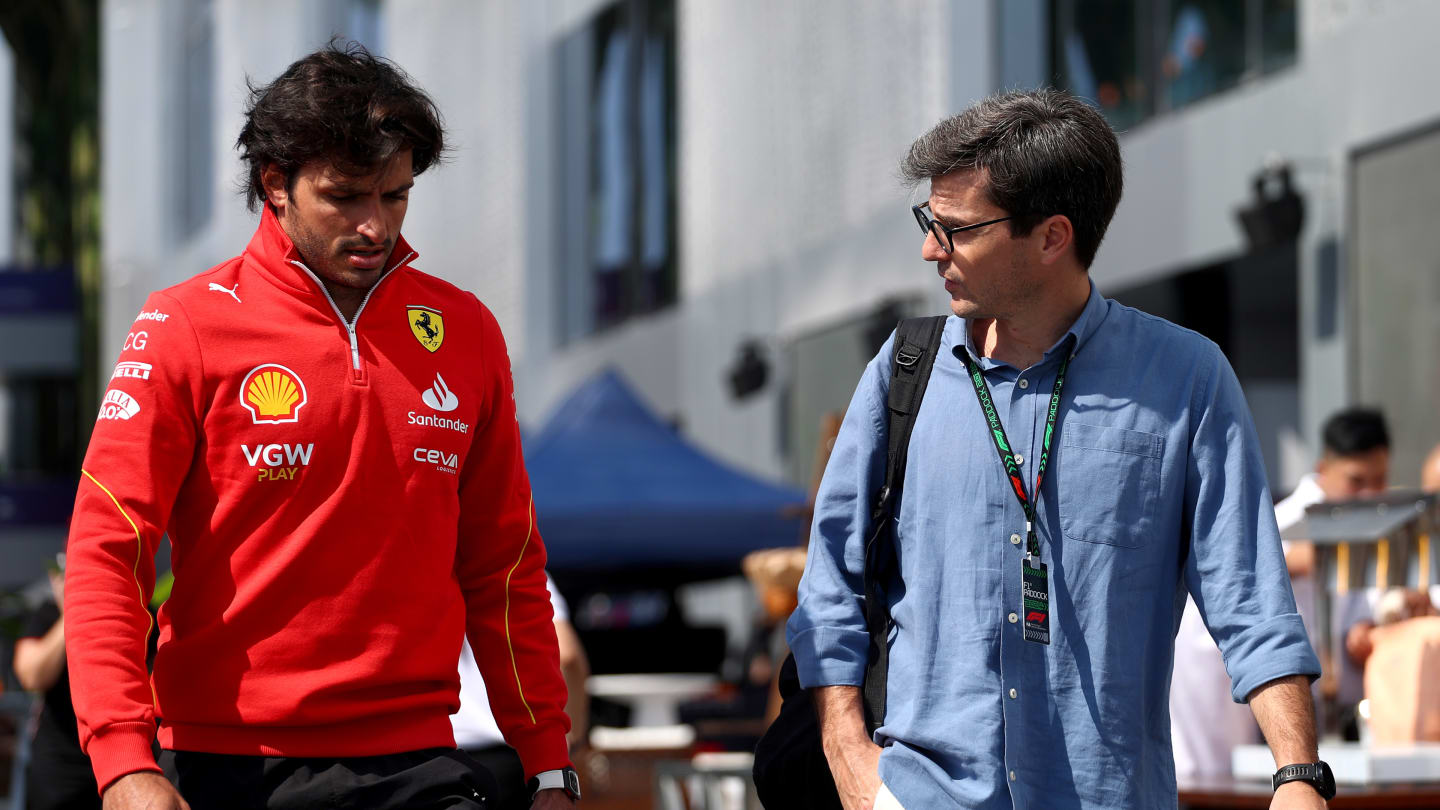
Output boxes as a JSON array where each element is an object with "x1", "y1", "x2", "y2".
[
  {"x1": 102, "y1": 0, "x2": 171, "y2": 365},
  {"x1": 381, "y1": 0, "x2": 546, "y2": 367},
  {"x1": 671, "y1": 0, "x2": 988, "y2": 478}
]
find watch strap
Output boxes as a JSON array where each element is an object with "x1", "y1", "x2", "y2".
[
  {"x1": 1272, "y1": 761, "x2": 1336, "y2": 800},
  {"x1": 531, "y1": 767, "x2": 581, "y2": 800}
]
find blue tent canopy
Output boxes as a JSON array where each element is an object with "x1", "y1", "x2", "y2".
[{"x1": 524, "y1": 369, "x2": 807, "y2": 573}]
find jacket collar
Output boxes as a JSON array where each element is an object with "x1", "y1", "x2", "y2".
[{"x1": 243, "y1": 204, "x2": 419, "y2": 296}]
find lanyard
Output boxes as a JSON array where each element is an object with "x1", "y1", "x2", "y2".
[{"x1": 959, "y1": 345, "x2": 1071, "y2": 558}]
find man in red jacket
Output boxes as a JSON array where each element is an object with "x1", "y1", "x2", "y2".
[{"x1": 66, "y1": 44, "x2": 578, "y2": 809}]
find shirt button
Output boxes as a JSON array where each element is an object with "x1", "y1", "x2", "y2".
[
  {"x1": 1018, "y1": 378, "x2": 1029, "y2": 389},
  {"x1": 1008, "y1": 612, "x2": 1018, "y2": 624},
  {"x1": 1010, "y1": 770, "x2": 1017, "y2": 781},
  {"x1": 1010, "y1": 533, "x2": 1022, "y2": 545},
  {"x1": 1013, "y1": 453, "x2": 1024, "y2": 466},
  {"x1": 1009, "y1": 688, "x2": 1018, "y2": 699}
]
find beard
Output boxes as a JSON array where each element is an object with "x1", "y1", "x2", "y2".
[{"x1": 282, "y1": 210, "x2": 390, "y2": 292}]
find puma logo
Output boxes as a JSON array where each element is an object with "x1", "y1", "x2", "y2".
[{"x1": 208, "y1": 282, "x2": 241, "y2": 303}]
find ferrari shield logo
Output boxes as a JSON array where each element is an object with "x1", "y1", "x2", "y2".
[{"x1": 408, "y1": 306, "x2": 444, "y2": 352}]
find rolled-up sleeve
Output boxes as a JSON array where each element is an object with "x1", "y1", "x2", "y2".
[
  {"x1": 1182, "y1": 347, "x2": 1320, "y2": 702},
  {"x1": 787, "y1": 334, "x2": 893, "y2": 688}
]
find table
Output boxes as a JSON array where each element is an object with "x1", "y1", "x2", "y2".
[
  {"x1": 1179, "y1": 775, "x2": 1440, "y2": 809},
  {"x1": 573, "y1": 744, "x2": 698, "y2": 810},
  {"x1": 588, "y1": 674, "x2": 720, "y2": 727}
]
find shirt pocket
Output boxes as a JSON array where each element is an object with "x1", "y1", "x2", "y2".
[{"x1": 1057, "y1": 422, "x2": 1164, "y2": 549}]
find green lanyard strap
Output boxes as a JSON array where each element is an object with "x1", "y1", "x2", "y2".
[{"x1": 959, "y1": 345, "x2": 1072, "y2": 557}]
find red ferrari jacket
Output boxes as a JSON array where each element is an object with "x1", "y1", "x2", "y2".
[{"x1": 66, "y1": 207, "x2": 569, "y2": 792}]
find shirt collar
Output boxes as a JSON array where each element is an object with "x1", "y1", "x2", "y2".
[
  {"x1": 1060, "y1": 280, "x2": 1108, "y2": 358},
  {"x1": 243, "y1": 204, "x2": 418, "y2": 295},
  {"x1": 954, "y1": 280, "x2": 1108, "y2": 368}
]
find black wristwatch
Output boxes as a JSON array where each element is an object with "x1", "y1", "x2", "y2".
[
  {"x1": 1272, "y1": 761, "x2": 1336, "y2": 800},
  {"x1": 529, "y1": 767, "x2": 582, "y2": 802}
]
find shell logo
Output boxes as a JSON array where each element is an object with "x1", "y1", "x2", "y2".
[{"x1": 239, "y1": 364, "x2": 308, "y2": 424}]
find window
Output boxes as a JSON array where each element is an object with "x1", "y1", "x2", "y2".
[
  {"x1": 174, "y1": 0, "x2": 214, "y2": 239},
  {"x1": 1260, "y1": 0, "x2": 1298, "y2": 74},
  {"x1": 0, "y1": 375, "x2": 79, "y2": 480},
  {"x1": 1052, "y1": 0, "x2": 1148, "y2": 129},
  {"x1": 1051, "y1": 0, "x2": 1297, "y2": 128},
  {"x1": 555, "y1": 0, "x2": 677, "y2": 343}
]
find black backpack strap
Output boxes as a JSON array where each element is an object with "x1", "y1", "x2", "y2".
[{"x1": 861, "y1": 315, "x2": 947, "y2": 732}]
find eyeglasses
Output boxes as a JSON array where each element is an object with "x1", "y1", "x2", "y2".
[{"x1": 911, "y1": 202, "x2": 1013, "y2": 253}]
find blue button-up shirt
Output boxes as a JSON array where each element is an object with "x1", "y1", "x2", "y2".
[{"x1": 788, "y1": 285, "x2": 1319, "y2": 809}]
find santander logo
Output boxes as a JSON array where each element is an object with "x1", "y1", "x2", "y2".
[{"x1": 421, "y1": 373, "x2": 459, "y2": 412}]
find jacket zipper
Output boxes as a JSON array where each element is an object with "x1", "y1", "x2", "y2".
[{"x1": 289, "y1": 251, "x2": 416, "y2": 383}]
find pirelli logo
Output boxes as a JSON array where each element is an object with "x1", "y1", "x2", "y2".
[{"x1": 113, "y1": 362, "x2": 152, "y2": 381}]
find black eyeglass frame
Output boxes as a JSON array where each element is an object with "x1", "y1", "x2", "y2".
[{"x1": 912, "y1": 202, "x2": 1014, "y2": 253}]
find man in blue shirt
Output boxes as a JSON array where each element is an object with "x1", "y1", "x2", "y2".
[{"x1": 789, "y1": 89, "x2": 1327, "y2": 809}]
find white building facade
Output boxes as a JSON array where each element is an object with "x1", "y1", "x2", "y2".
[{"x1": 100, "y1": 0, "x2": 1440, "y2": 493}]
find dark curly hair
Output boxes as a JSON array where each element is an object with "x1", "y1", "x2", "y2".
[
  {"x1": 236, "y1": 41, "x2": 446, "y2": 211},
  {"x1": 901, "y1": 88, "x2": 1123, "y2": 268}
]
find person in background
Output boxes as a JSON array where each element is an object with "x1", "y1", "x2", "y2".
[
  {"x1": 1421, "y1": 442, "x2": 1440, "y2": 494},
  {"x1": 454, "y1": 573, "x2": 589, "y2": 810},
  {"x1": 1342, "y1": 586, "x2": 1439, "y2": 687},
  {"x1": 1275, "y1": 408, "x2": 1391, "y2": 586},
  {"x1": 1424, "y1": 443, "x2": 1440, "y2": 613},
  {"x1": 1162, "y1": 4, "x2": 1217, "y2": 107},
  {"x1": 1274, "y1": 408, "x2": 1390, "y2": 737},
  {"x1": 12, "y1": 554, "x2": 100, "y2": 810}
]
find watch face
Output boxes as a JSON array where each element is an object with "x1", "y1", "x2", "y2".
[
  {"x1": 564, "y1": 768, "x2": 582, "y2": 799},
  {"x1": 1317, "y1": 761, "x2": 1336, "y2": 796}
]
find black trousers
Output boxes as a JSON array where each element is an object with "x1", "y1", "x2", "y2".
[
  {"x1": 460, "y1": 745, "x2": 528, "y2": 810},
  {"x1": 164, "y1": 748, "x2": 498, "y2": 810}
]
